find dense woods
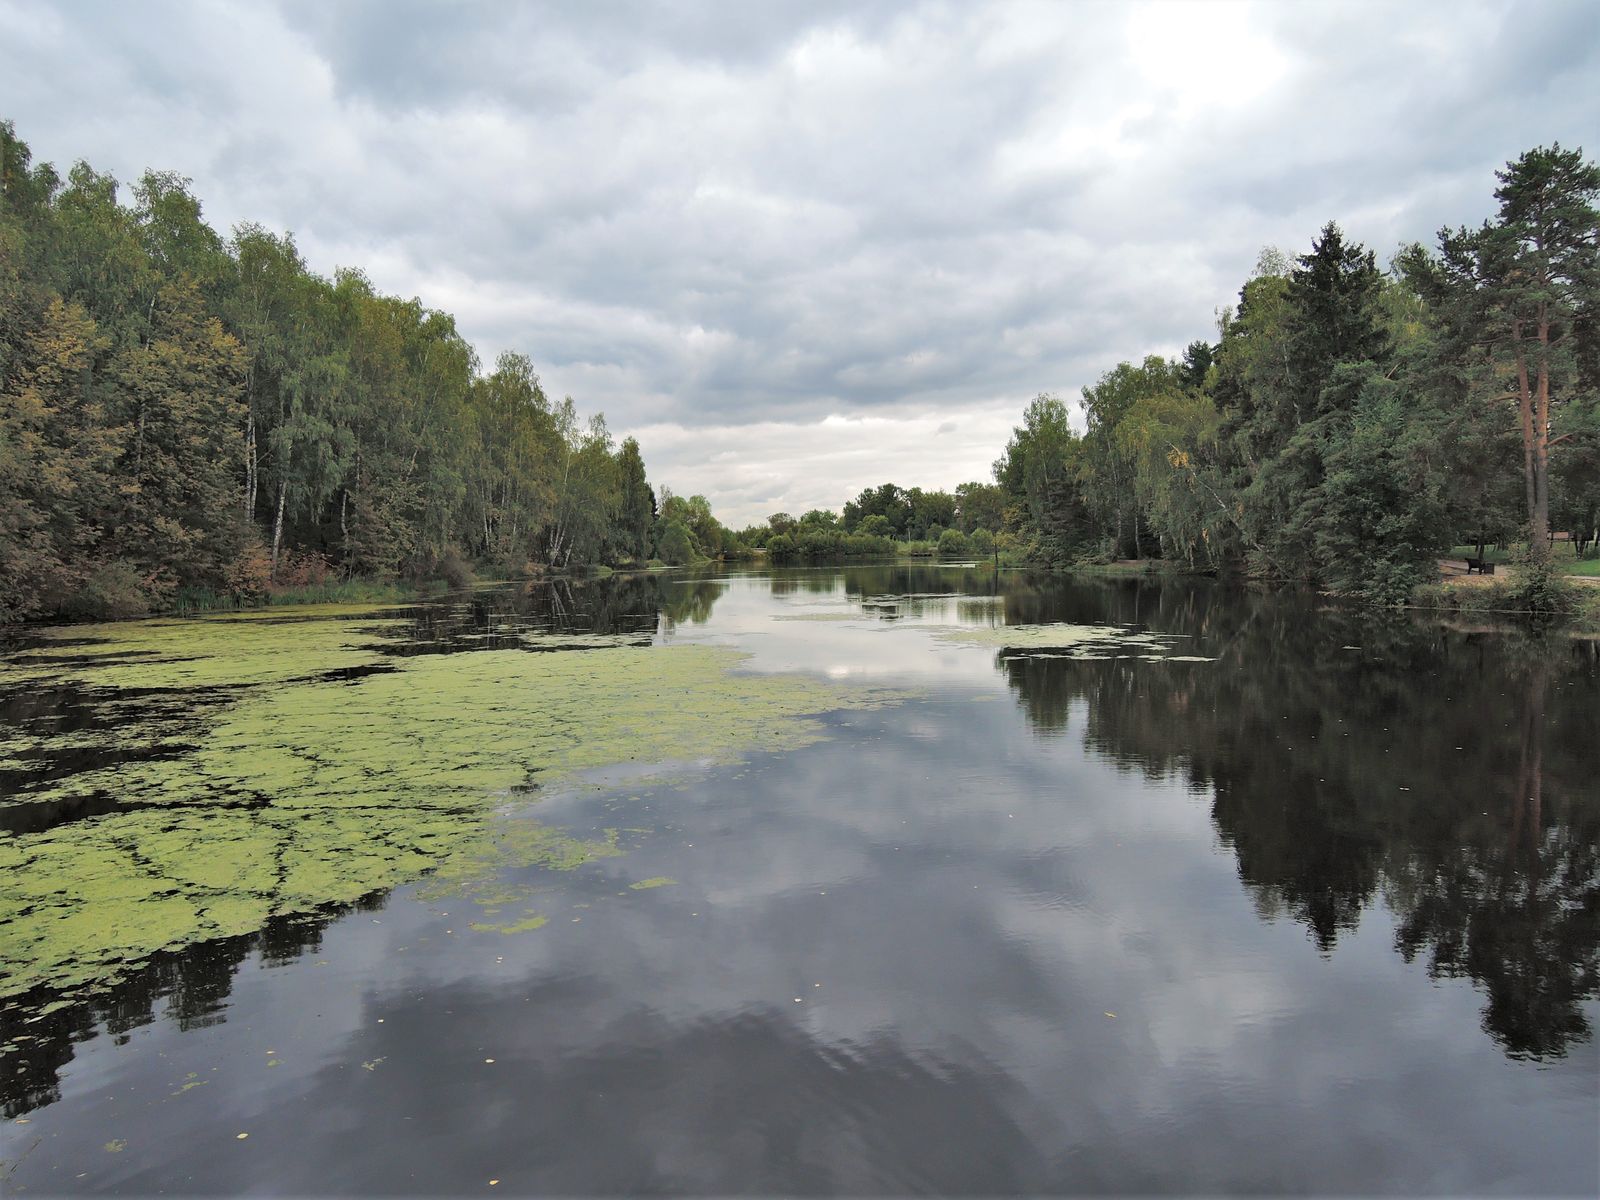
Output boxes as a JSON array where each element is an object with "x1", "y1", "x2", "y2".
[
  {"x1": 3, "y1": 126, "x2": 1595, "y2": 619},
  {"x1": 754, "y1": 146, "x2": 1600, "y2": 606},
  {"x1": 0, "y1": 121, "x2": 755, "y2": 622}
]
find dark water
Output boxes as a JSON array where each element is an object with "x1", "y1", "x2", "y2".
[{"x1": 2, "y1": 566, "x2": 1597, "y2": 1195}]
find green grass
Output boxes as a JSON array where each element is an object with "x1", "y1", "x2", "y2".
[
  {"x1": 170, "y1": 578, "x2": 444, "y2": 615},
  {"x1": 1447, "y1": 542, "x2": 1598, "y2": 576},
  {"x1": 1411, "y1": 576, "x2": 1599, "y2": 627}
]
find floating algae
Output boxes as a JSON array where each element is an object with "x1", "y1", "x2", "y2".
[
  {"x1": 0, "y1": 608, "x2": 905, "y2": 1004},
  {"x1": 0, "y1": 607, "x2": 413, "y2": 692},
  {"x1": 416, "y1": 819, "x2": 622, "y2": 933},
  {"x1": 930, "y1": 623, "x2": 1214, "y2": 661}
]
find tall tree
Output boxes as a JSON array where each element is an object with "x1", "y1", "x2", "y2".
[
  {"x1": 1409, "y1": 146, "x2": 1600, "y2": 554},
  {"x1": 615, "y1": 436, "x2": 654, "y2": 563},
  {"x1": 994, "y1": 393, "x2": 1084, "y2": 565}
]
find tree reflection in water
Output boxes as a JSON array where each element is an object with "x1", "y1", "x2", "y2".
[
  {"x1": 998, "y1": 600, "x2": 1599, "y2": 1061},
  {"x1": 1, "y1": 571, "x2": 1594, "y2": 1135}
]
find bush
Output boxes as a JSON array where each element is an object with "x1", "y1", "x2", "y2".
[
  {"x1": 970, "y1": 529, "x2": 996, "y2": 558},
  {"x1": 274, "y1": 549, "x2": 334, "y2": 589},
  {"x1": 224, "y1": 541, "x2": 273, "y2": 601},
  {"x1": 937, "y1": 528, "x2": 970, "y2": 558},
  {"x1": 1507, "y1": 545, "x2": 1579, "y2": 614},
  {"x1": 657, "y1": 521, "x2": 697, "y2": 565},
  {"x1": 435, "y1": 548, "x2": 474, "y2": 590},
  {"x1": 60, "y1": 561, "x2": 154, "y2": 620},
  {"x1": 765, "y1": 533, "x2": 797, "y2": 562}
]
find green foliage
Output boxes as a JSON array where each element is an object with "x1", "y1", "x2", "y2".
[
  {"x1": 0, "y1": 120, "x2": 702, "y2": 620},
  {"x1": 953, "y1": 481, "x2": 1005, "y2": 533},
  {"x1": 936, "y1": 528, "x2": 969, "y2": 558},
  {"x1": 763, "y1": 527, "x2": 896, "y2": 562},
  {"x1": 1506, "y1": 544, "x2": 1581, "y2": 614},
  {"x1": 614, "y1": 441, "x2": 659, "y2": 569},
  {"x1": 1404, "y1": 144, "x2": 1600, "y2": 551},
  {"x1": 993, "y1": 393, "x2": 1090, "y2": 566},
  {"x1": 655, "y1": 520, "x2": 697, "y2": 566},
  {"x1": 653, "y1": 489, "x2": 744, "y2": 563},
  {"x1": 968, "y1": 148, "x2": 1597, "y2": 599},
  {"x1": 1312, "y1": 375, "x2": 1451, "y2": 605}
]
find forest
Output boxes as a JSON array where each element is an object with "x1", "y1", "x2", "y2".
[
  {"x1": 0, "y1": 120, "x2": 754, "y2": 623},
  {"x1": 2, "y1": 126, "x2": 1596, "y2": 620},
  {"x1": 755, "y1": 145, "x2": 1600, "y2": 608}
]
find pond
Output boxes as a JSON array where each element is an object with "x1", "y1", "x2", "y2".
[{"x1": 1, "y1": 565, "x2": 1596, "y2": 1194}]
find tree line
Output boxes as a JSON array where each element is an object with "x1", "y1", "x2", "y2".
[
  {"x1": 747, "y1": 146, "x2": 1599, "y2": 604},
  {"x1": 0, "y1": 120, "x2": 754, "y2": 622}
]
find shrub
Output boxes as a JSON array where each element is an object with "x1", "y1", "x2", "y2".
[
  {"x1": 657, "y1": 521, "x2": 697, "y2": 565},
  {"x1": 937, "y1": 528, "x2": 970, "y2": 558},
  {"x1": 224, "y1": 541, "x2": 273, "y2": 601},
  {"x1": 274, "y1": 549, "x2": 333, "y2": 589},
  {"x1": 436, "y1": 548, "x2": 474, "y2": 589},
  {"x1": 1507, "y1": 545, "x2": 1578, "y2": 614},
  {"x1": 61, "y1": 561, "x2": 153, "y2": 620}
]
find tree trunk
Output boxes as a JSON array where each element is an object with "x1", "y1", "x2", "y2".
[
  {"x1": 245, "y1": 406, "x2": 257, "y2": 518},
  {"x1": 271, "y1": 478, "x2": 287, "y2": 579},
  {"x1": 1532, "y1": 306, "x2": 1552, "y2": 551},
  {"x1": 1514, "y1": 333, "x2": 1538, "y2": 546},
  {"x1": 339, "y1": 489, "x2": 350, "y2": 576}
]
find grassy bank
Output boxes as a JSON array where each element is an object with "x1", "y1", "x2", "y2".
[
  {"x1": 169, "y1": 578, "x2": 452, "y2": 616},
  {"x1": 1411, "y1": 575, "x2": 1600, "y2": 628},
  {"x1": 1446, "y1": 543, "x2": 1599, "y2": 576}
]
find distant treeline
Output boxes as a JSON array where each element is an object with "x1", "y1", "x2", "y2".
[
  {"x1": 0, "y1": 120, "x2": 754, "y2": 622},
  {"x1": 748, "y1": 146, "x2": 1600, "y2": 604}
]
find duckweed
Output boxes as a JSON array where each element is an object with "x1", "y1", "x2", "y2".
[
  {"x1": 931, "y1": 623, "x2": 1213, "y2": 660},
  {"x1": 0, "y1": 609, "x2": 904, "y2": 1004}
]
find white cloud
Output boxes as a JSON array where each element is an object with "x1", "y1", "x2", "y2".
[
  {"x1": 631, "y1": 403, "x2": 1020, "y2": 524},
  {"x1": 2, "y1": 0, "x2": 1595, "y2": 521}
]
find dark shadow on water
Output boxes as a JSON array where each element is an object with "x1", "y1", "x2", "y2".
[{"x1": 994, "y1": 597, "x2": 1600, "y2": 1061}]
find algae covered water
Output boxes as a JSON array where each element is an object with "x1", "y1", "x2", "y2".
[{"x1": 1, "y1": 566, "x2": 1596, "y2": 1194}]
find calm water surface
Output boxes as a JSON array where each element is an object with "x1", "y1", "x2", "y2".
[{"x1": 2, "y1": 566, "x2": 1597, "y2": 1194}]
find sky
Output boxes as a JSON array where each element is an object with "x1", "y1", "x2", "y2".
[{"x1": 2, "y1": 0, "x2": 1596, "y2": 525}]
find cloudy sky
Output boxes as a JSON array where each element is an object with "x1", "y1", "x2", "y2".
[{"x1": 2, "y1": 0, "x2": 1596, "y2": 524}]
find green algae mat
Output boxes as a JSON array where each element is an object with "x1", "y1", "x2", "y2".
[{"x1": 0, "y1": 606, "x2": 900, "y2": 1005}]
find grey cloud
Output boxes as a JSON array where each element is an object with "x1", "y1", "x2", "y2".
[{"x1": 1, "y1": 0, "x2": 1596, "y2": 457}]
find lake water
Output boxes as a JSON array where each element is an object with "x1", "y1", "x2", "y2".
[{"x1": 2, "y1": 565, "x2": 1596, "y2": 1194}]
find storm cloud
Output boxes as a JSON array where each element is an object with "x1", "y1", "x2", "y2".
[{"x1": 2, "y1": 0, "x2": 1595, "y2": 522}]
